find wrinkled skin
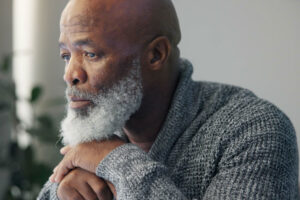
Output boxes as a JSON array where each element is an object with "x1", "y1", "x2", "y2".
[
  {"x1": 57, "y1": 168, "x2": 113, "y2": 200},
  {"x1": 53, "y1": 0, "x2": 182, "y2": 199}
]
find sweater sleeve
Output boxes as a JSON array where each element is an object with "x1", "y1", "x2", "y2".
[
  {"x1": 96, "y1": 144, "x2": 188, "y2": 200},
  {"x1": 37, "y1": 181, "x2": 60, "y2": 200},
  {"x1": 203, "y1": 109, "x2": 299, "y2": 200}
]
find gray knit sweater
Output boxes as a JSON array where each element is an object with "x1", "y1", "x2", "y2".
[{"x1": 38, "y1": 59, "x2": 299, "y2": 200}]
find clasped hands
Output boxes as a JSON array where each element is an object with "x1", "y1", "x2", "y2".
[{"x1": 50, "y1": 137, "x2": 125, "y2": 200}]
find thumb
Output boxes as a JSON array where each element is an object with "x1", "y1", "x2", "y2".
[{"x1": 60, "y1": 145, "x2": 71, "y2": 155}]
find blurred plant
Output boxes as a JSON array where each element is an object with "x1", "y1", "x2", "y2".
[{"x1": 0, "y1": 55, "x2": 63, "y2": 200}]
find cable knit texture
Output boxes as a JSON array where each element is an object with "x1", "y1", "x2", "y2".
[{"x1": 38, "y1": 59, "x2": 298, "y2": 200}]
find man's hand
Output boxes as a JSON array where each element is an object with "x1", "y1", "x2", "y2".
[
  {"x1": 51, "y1": 137, "x2": 125, "y2": 183},
  {"x1": 57, "y1": 168, "x2": 113, "y2": 200}
]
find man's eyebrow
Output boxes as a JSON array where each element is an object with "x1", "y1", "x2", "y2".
[
  {"x1": 73, "y1": 39, "x2": 96, "y2": 47},
  {"x1": 59, "y1": 39, "x2": 96, "y2": 49}
]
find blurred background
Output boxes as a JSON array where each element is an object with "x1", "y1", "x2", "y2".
[{"x1": 0, "y1": 0, "x2": 299, "y2": 199}]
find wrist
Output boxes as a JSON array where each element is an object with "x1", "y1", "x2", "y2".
[{"x1": 93, "y1": 139, "x2": 126, "y2": 173}]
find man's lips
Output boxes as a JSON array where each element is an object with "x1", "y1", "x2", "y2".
[{"x1": 69, "y1": 96, "x2": 93, "y2": 109}]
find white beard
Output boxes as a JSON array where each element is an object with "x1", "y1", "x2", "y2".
[{"x1": 60, "y1": 59, "x2": 143, "y2": 146}]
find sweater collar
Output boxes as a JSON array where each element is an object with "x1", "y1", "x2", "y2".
[{"x1": 148, "y1": 58, "x2": 197, "y2": 163}]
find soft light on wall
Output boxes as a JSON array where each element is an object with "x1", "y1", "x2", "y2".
[{"x1": 173, "y1": 1, "x2": 300, "y2": 164}]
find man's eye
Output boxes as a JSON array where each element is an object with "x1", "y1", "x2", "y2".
[
  {"x1": 61, "y1": 54, "x2": 71, "y2": 61},
  {"x1": 84, "y1": 52, "x2": 96, "y2": 58}
]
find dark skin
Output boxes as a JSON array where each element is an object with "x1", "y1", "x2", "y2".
[
  {"x1": 51, "y1": 0, "x2": 181, "y2": 199},
  {"x1": 57, "y1": 168, "x2": 113, "y2": 200}
]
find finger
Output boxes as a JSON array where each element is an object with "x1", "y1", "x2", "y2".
[
  {"x1": 50, "y1": 166, "x2": 60, "y2": 182},
  {"x1": 107, "y1": 181, "x2": 117, "y2": 198},
  {"x1": 77, "y1": 182, "x2": 98, "y2": 200},
  {"x1": 88, "y1": 177, "x2": 113, "y2": 200},
  {"x1": 50, "y1": 164, "x2": 60, "y2": 182},
  {"x1": 51, "y1": 164, "x2": 60, "y2": 182},
  {"x1": 55, "y1": 161, "x2": 74, "y2": 182},
  {"x1": 60, "y1": 146, "x2": 72, "y2": 155},
  {"x1": 53, "y1": 166, "x2": 58, "y2": 173},
  {"x1": 49, "y1": 174, "x2": 55, "y2": 183},
  {"x1": 58, "y1": 186, "x2": 84, "y2": 200}
]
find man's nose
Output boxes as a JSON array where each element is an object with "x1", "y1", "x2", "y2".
[{"x1": 63, "y1": 59, "x2": 87, "y2": 86}]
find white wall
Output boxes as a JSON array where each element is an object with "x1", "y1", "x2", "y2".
[{"x1": 173, "y1": 0, "x2": 300, "y2": 153}]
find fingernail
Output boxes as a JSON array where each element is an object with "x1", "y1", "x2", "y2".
[{"x1": 49, "y1": 174, "x2": 54, "y2": 182}]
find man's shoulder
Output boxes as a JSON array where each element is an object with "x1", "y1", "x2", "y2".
[
  {"x1": 194, "y1": 81, "x2": 286, "y2": 119},
  {"x1": 177, "y1": 81, "x2": 298, "y2": 200},
  {"x1": 177, "y1": 80, "x2": 297, "y2": 163},
  {"x1": 194, "y1": 80, "x2": 256, "y2": 105},
  {"x1": 190, "y1": 80, "x2": 295, "y2": 141}
]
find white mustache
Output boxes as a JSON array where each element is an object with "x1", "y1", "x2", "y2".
[{"x1": 65, "y1": 86, "x2": 97, "y2": 102}]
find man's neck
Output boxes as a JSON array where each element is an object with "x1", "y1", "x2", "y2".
[
  {"x1": 123, "y1": 95, "x2": 171, "y2": 152},
  {"x1": 124, "y1": 66, "x2": 180, "y2": 152}
]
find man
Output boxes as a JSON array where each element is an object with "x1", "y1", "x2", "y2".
[{"x1": 38, "y1": 0, "x2": 299, "y2": 199}]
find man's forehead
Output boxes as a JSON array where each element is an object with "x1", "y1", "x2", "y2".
[
  {"x1": 60, "y1": 0, "x2": 102, "y2": 33},
  {"x1": 60, "y1": 13, "x2": 100, "y2": 33},
  {"x1": 62, "y1": 14, "x2": 97, "y2": 27}
]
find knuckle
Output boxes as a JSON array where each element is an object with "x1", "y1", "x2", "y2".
[
  {"x1": 69, "y1": 195, "x2": 82, "y2": 200},
  {"x1": 73, "y1": 152, "x2": 81, "y2": 166},
  {"x1": 95, "y1": 186, "x2": 109, "y2": 198},
  {"x1": 90, "y1": 197, "x2": 98, "y2": 200},
  {"x1": 73, "y1": 196, "x2": 83, "y2": 200},
  {"x1": 95, "y1": 186, "x2": 104, "y2": 195},
  {"x1": 60, "y1": 179, "x2": 72, "y2": 188},
  {"x1": 57, "y1": 185, "x2": 69, "y2": 200},
  {"x1": 70, "y1": 169, "x2": 80, "y2": 176},
  {"x1": 69, "y1": 168, "x2": 85, "y2": 179},
  {"x1": 68, "y1": 169, "x2": 82, "y2": 179},
  {"x1": 61, "y1": 192, "x2": 82, "y2": 200}
]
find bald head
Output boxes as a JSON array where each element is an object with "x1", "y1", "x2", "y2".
[{"x1": 60, "y1": 0, "x2": 181, "y2": 51}]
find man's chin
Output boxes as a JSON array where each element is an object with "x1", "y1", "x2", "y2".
[
  {"x1": 70, "y1": 100, "x2": 93, "y2": 109},
  {"x1": 68, "y1": 103, "x2": 94, "y2": 117}
]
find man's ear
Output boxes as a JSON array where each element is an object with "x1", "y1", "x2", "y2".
[{"x1": 145, "y1": 36, "x2": 171, "y2": 71}]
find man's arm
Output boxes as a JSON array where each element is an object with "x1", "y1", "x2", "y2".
[
  {"x1": 51, "y1": 139, "x2": 188, "y2": 199},
  {"x1": 50, "y1": 107, "x2": 298, "y2": 200},
  {"x1": 96, "y1": 143, "x2": 188, "y2": 199},
  {"x1": 202, "y1": 109, "x2": 299, "y2": 199},
  {"x1": 96, "y1": 118, "x2": 298, "y2": 199}
]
